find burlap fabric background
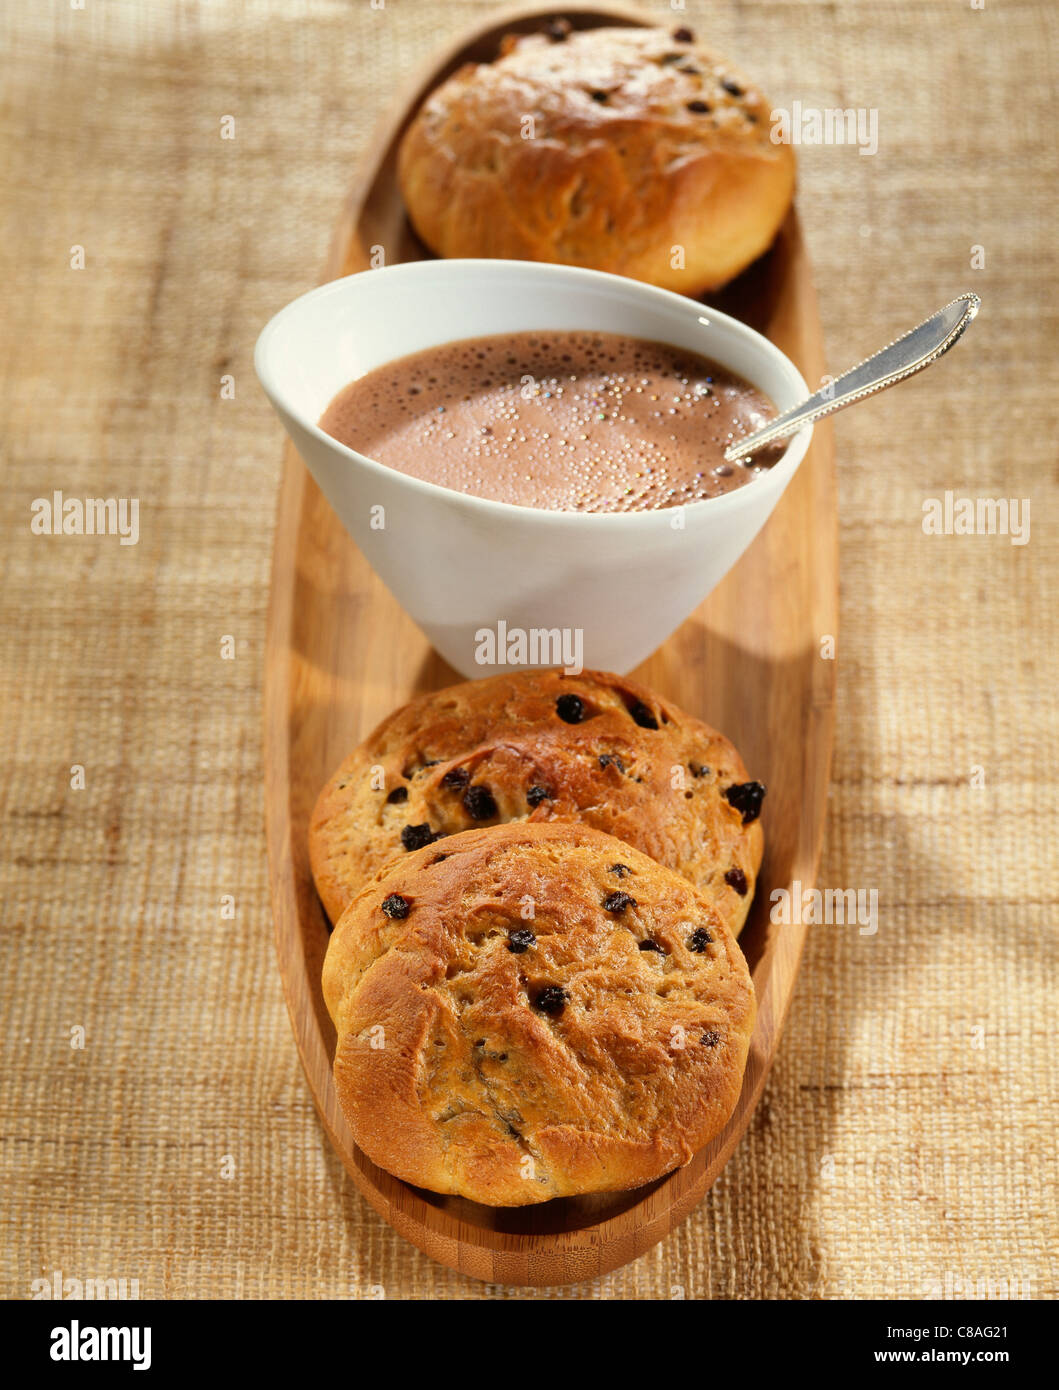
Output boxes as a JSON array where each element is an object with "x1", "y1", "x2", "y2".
[{"x1": 1, "y1": 0, "x2": 1055, "y2": 1300}]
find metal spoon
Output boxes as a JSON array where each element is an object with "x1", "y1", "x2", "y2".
[{"x1": 723, "y1": 292, "x2": 981, "y2": 463}]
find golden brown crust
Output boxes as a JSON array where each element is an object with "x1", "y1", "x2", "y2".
[
  {"x1": 322, "y1": 822, "x2": 756, "y2": 1204},
  {"x1": 397, "y1": 25, "x2": 795, "y2": 293},
  {"x1": 309, "y1": 668, "x2": 764, "y2": 936}
]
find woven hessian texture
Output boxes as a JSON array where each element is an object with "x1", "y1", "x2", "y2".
[{"x1": 1, "y1": 0, "x2": 1055, "y2": 1299}]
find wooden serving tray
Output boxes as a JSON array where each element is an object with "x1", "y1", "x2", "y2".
[{"x1": 264, "y1": 1, "x2": 836, "y2": 1286}]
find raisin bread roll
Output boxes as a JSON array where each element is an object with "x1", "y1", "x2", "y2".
[
  {"x1": 322, "y1": 822, "x2": 756, "y2": 1204},
  {"x1": 397, "y1": 24, "x2": 795, "y2": 293},
  {"x1": 309, "y1": 668, "x2": 765, "y2": 936}
]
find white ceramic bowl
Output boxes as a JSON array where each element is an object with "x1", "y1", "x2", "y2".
[{"x1": 255, "y1": 260, "x2": 811, "y2": 677}]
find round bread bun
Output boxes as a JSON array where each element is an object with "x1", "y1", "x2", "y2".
[
  {"x1": 309, "y1": 668, "x2": 765, "y2": 936},
  {"x1": 322, "y1": 821, "x2": 756, "y2": 1205},
  {"x1": 397, "y1": 23, "x2": 795, "y2": 294}
]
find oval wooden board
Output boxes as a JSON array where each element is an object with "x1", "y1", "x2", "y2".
[{"x1": 264, "y1": 1, "x2": 837, "y2": 1287}]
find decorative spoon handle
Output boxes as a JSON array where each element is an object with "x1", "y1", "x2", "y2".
[{"x1": 724, "y1": 292, "x2": 981, "y2": 463}]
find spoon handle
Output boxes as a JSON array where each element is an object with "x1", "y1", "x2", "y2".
[{"x1": 724, "y1": 292, "x2": 981, "y2": 463}]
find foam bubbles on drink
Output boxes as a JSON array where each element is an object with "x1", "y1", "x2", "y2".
[{"x1": 319, "y1": 330, "x2": 781, "y2": 513}]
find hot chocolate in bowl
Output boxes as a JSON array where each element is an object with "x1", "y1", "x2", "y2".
[
  {"x1": 254, "y1": 259, "x2": 813, "y2": 676},
  {"x1": 318, "y1": 329, "x2": 787, "y2": 514}
]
